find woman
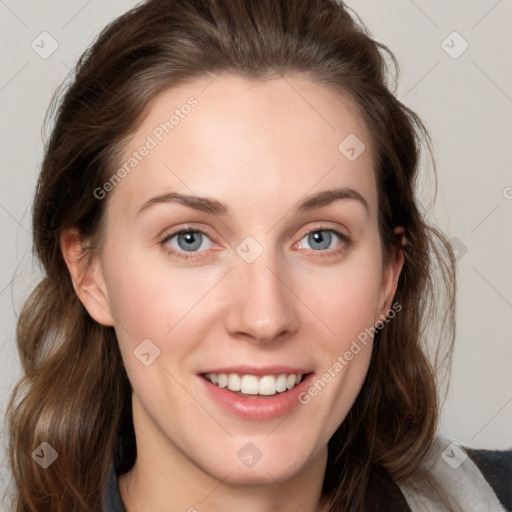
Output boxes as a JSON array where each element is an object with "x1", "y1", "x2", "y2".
[{"x1": 7, "y1": 0, "x2": 511, "y2": 511}]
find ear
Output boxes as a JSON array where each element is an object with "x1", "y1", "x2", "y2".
[
  {"x1": 375, "y1": 226, "x2": 405, "y2": 325},
  {"x1": 60, "y1": 227, "x2": 114, "y2": 326}
]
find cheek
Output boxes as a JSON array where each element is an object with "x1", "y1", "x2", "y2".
[
  {"x1": 302, "y1": 264, "x2": 380, "y2": 432},
  {"x1": 104, "y1": 258, "x2": 210, "y2": 394},
  {"x1": 104, "y1": 250, "x2": 214, "y2": 338},
  {"x1": 294, "y1": 256, "x2": 383, "y2": 347}
]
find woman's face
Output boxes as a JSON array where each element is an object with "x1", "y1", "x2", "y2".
[{"x1": 74, "y1": 74, "x2": 403, "y2": 486}]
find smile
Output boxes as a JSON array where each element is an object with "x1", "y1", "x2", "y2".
[
  {"x1": 198, "y1": 370, "x2": 314, "y2": 420},
  {"x1": 203, "y1": 372, "x2": 304, "y2": 396}
]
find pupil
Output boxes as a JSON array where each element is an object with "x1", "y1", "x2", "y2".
[
  {"x1": 178, "y1": 231, "x2": 202, "y2": 251},
  {"x1": 310, "y1": 231, "x2": 331, "y2": 250}
]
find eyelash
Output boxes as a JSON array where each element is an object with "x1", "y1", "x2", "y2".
[{"x1": 160, "y1": 225, "x2": 351, "y2": 261}]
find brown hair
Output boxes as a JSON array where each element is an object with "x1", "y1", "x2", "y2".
[{"x1": 6, "y1": 0, "x2": 456, "y2": 510}]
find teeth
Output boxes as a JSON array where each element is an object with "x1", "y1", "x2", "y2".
[
  {"x1": 241, "y1": 375, "x2": 259, "y2": 394},
  {"x1": 205, "y1": 372, "x2": 305, "y2": 395},
  {"x1": 276, "y1": 374, "x2": 288, "y2": 392},
  {"x1": 217, "y1": 373, "x2": 228, "y2": 388},
  {"x1": 258, "y1": 375, "x2": 276, "y2": 396},
  {"x1": 228, "y1": 373, "x2": 241, "y2": 391}
]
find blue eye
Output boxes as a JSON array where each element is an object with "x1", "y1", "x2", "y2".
[
  {"x1": 161, "y1": 226, "x2": 349, "y2": 261},
  {"x1": 164, "y1": 230, "x2": 213, "y2": 253},
  {"x1": 299, "y1": 229, "x2": 344, "y2": 251}
]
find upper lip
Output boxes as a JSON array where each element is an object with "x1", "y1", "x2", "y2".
[{"x1": 199, "y1": 365, "x2": 312, "y2": 376}]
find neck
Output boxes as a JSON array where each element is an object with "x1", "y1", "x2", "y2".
[{"x1": 118, "y1": 399, "x2": 327, "y2": 512}]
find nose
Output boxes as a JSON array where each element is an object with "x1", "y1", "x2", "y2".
[{"x1": 224, "y1": 250, "x2": 300, "y2": 344}]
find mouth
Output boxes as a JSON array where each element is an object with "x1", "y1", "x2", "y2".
[
  {"x1": 201, "y1": 372, "x2": 309, "y2": 398},
  {"x1": 197, "y1": 369, "x2": 314, "y2": 420}
]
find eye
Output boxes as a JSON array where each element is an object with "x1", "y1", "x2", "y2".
[
  {"x1": 163, "y1": 229, "x2": 214, "y2": 255},
  {"x1": 297, "y1": 229, "x2": 346, "y2": 252}
]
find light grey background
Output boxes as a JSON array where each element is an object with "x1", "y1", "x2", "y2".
[{"x1": 0, "y1": 0, "x2": 511, "y2": 505}]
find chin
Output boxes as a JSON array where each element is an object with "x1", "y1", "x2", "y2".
[
  {"x1": 208, "y1": 458, "x2": 308, "y2": 486},
  {"x1": 193, "y1": 438, "x2": 317, "y2": 486}
]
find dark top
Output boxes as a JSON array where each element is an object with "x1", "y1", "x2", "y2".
[{"x1": 104, "y1": 447, "x2": 512, "y2": 511}]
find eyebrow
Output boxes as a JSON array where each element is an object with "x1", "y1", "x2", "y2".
[
  {"x1": 136, "y1": 187, "x2": 369, "y2": 217},
  {"x1": 294, "y1": 187, "x2": 369, "y2": 213},
  {"x1": 137, "y1": 192, "x2": 228, "y2": 216}
]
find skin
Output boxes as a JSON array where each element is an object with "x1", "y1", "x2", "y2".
[{"x1": 62, "y1": 73, "x2": 404, "y2": 512}]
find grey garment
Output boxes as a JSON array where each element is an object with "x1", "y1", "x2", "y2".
[
  {"x1": 104, "y1": 466, "x2": 127, "y2": 512},
  {"x1": 467, "y1": 448, "x2": 512, "y2": 511},
  {"x1": 103, "y1": 448, "x2": 512, "y2": 512}
]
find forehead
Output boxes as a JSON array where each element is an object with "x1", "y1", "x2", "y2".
[{"x1": 109, "y1": 73, "x2": 377, "y2": 219}]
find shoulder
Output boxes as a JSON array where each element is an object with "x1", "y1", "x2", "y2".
[
  {"x1": 398, "y1": 436, "x2": 511, "y2": 512},
  {"x1": 466, "y1": 445, "x2": 512, "y2": 511},
  {"x1": 102, "y1": 441, "x2": 511, "y2": 512}
]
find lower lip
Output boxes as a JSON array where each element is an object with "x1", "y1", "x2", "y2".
[{"x1": 198, "y1": 373, "x2": 314, "y2": 421}]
